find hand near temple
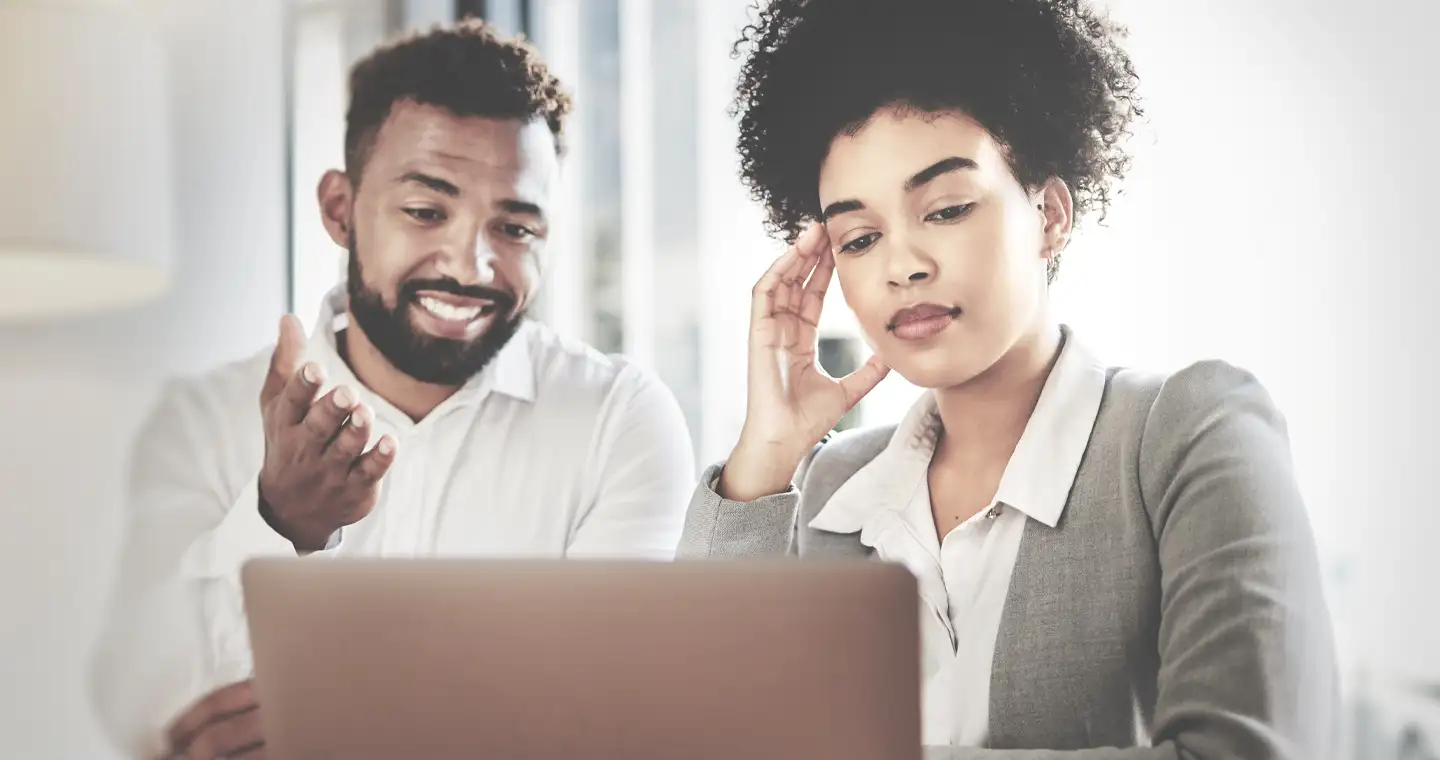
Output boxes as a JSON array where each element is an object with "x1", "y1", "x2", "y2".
[{"x1": 721, "y1": 225, "x2": 889, "y2": 502}]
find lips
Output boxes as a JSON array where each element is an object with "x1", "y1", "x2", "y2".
[{"x1": 887, "y1": 302, "x2": 961, "y2": 341}]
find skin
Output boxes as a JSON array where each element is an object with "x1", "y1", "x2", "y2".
[
  {"x1": 818, "y1": 107, "x2": 1073, "y2": 535},
  {"x1": 318, "y1": 99, "x2": 558, "y2": 420},
  {"x1": 165, "y1": 101, "x2": 560, "y2": 760},
  {"x1": 725, "y1": 106, "x2": 1075, "y2": 540}
]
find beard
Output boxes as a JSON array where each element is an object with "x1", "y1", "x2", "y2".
[{"x1": 345, "y1": 235, "x2": 526, "y2": 386}]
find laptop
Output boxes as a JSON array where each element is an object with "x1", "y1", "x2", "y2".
[{"x1": 241, "y1": 557, "x2": 921, "y2": 760}]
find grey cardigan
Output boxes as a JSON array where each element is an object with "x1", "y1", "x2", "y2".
[{"x1": 677, "y1": 360, "x2": 1339, "y2": 759}]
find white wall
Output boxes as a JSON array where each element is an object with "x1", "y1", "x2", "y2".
[
  {"x1": 0, "y1": 0, "x2": 290, "y2": 756},
  {"x1": 1091, "y1": 0, "x2": 1439, "y2": 692}
]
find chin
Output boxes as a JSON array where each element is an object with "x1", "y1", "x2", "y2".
[{"x1": 884, "y1": 351, "x2": 985, "y2": 391}]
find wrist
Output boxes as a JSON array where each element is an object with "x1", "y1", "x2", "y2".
[
  {"x1": 256, "y1": 487, "x2": 329, "y2": 553},
  {"x1": 719, "y1": 441, "x2": 805, "y2": 502}
]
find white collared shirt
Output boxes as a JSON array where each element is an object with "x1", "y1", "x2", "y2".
[
  {"x1": 808, "y1": 327, "x2": 1107, "y2": 747},
  {"x1": 91, "y1": 287, "x2": 696, "y2": 759}
]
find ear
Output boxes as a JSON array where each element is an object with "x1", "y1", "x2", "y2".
[
  {"x1": 316, "y1": 169, "x2": 355, "y2": 249},
  {"x1": 1032, "y1": 177, "x2": 1074, "y2": 265}
]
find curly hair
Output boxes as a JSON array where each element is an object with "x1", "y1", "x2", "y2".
[
  {"x1": 345, "y1": 18, "x2": 571, "y2": 184},
  {"x1": 732, "y1": 0, "x2": 1142, "y2": 278}
]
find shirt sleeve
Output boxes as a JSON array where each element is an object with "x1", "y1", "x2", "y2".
[
  {"x1": 674, "y1": 461, "x2": 804, "y2": 558},
  {"x1": 565, "y1": 363, "x2": 697, "y2": 560},
  {"x1": 87, "y1": 377, "x2": 338, "y2": 759}
]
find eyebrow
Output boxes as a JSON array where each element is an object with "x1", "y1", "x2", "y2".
[
  {"x1": 820, "y1": 156, "x2": 979, "y2": 222},
  {"x1": 820, "y1": 199, "x2": 865, "y2": 222},
  {"x1": 398, "y1": 172, "x2": 546, "y2": 220},
  {"x1": 904, "y1": 156, "x2": 978, "y2": 192},
  {"x1": 500, "y1": 199, "x2": 545, "y2": 220},
  {"x1": 398, "y1": 171, "x2": 460, "y2": 197}
]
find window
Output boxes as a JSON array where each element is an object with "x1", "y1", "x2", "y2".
[{"x1": 287, "y1": 0, "x2": 392, "y2": 334}]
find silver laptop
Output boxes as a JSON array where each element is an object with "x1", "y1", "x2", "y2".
[{"x1": 241, "y1": 557, "x2": 921, "y2": 760}]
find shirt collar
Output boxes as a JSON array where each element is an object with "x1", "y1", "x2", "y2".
[
  {"x1": 806, "y1": 389, "x2": 938, "y2": 542},
  {"x1": 301, "y1": 285, "x2": 538, "y2": 413},
  {"x1": 807, "y1": 324, "x2": 1107, "y2": 537},
  {"x1": 992, "y1": 327, "x2": 1108, "y2": 528}
]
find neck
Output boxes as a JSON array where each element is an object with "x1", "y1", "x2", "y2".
[
  {"x1": 932, "y1": 322, "x2": 1064, "y2": 460},
  {"x1": 341, "y1": 317, "x2": 459, "y2": 422}
]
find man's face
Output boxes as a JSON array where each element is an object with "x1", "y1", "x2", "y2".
[{"x1": 319, "y1": 100, "x2": 558, "y2": 386}]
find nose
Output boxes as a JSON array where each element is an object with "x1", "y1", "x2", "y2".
[
  {"x1": 436, "y1": 223, "x2": 500, "y2": 285},
  {"x1": 885, "y1": 234, "x2": 938, "y2": 288}
]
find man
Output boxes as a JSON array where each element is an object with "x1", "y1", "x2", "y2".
[{"x1": 90, "y1": 20, "x2": 695, "y2": 760}]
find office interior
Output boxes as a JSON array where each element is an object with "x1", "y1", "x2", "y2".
[{"x1": 0, "y1": 0, "x2": 1435, "y2": 758}]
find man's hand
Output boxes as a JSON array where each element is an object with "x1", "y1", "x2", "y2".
[
  {"x1": 256, "y1": 315, "x2": 398, "y2": 550},
  {"x1": 165, "y1": 680, "x2": 265, "y2": 760}
]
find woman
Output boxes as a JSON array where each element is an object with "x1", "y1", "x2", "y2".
[{"x1": 677, "y1": 0, "x2": 1339, "y2": 757}]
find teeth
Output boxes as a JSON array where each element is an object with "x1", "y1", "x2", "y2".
[{"x1": 418, "y1": 296, "x2": 483, "y2": 322}]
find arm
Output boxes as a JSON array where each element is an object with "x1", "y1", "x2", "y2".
[
  {"x1": 1135, "y1": 361, "x2": 1340, "y2": 760},
  {"x1": 565, "y1": 365, "x2": 697, "y2": 560},
  {"x1": 927, "y1": 362, "x2": 1339, "y2": 760},
  {"x1": 675, "y1": 443, "x2": 824, "y2": 559},
  {"x1": 87, "y1": 380, "x2": 312, "y2": 758}
]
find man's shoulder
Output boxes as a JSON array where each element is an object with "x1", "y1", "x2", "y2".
[
  {"x1": 146, "y1": 348, "x2": 271, "y2": 429},
  {"x1": 168, "y1": 347, "x2": 272, "y2": 402},
  {"x1": 520, "y1": 321, "x2": 670, "y2": 405}
]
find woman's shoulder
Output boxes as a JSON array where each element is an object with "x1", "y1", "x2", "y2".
[
  {"x1": 1105, "y1": 358, "x2": 1284, "y2": 441},
  {"x1": 797, "y1": 424, "x2": 896, "y2": 492},
  {"x1": 1102, "y1": 359, "x2": 1292, "y2": 505}
]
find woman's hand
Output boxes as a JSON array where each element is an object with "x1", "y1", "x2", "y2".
[{"x1": 718, "y1": 225, "x2": 889, "y2": 502}]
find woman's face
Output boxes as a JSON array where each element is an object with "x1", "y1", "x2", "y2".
[{"x1": 818, "y1": 107, "x2": 1071, "y2": 390}]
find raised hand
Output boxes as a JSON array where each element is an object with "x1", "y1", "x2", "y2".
[
  {"x1": 719, "y1": 225, "x2": 889, "y2": 502},
  {"x1": 255, "y1": 315, "x2": 397, "y2": 551}
]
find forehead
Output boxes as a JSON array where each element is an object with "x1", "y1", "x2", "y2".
[
  {"x1": 818, "y1": 109, "x2": 1009, "y2": 201},
  {"x1": 365, "y1": 100, "x2": 558, "y2": 195}
]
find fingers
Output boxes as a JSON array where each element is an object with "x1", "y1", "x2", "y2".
[
  {"x1": 750, "y1": 241, "x2": 803, "y2": 332},
  {"x1": 301, "y1": 384, "x2": 357, "y2": 444},
  {"x1": 752, "y1": 226, "x2": 824, "y2": 318},
  {"x1": 261, "y1": 315, "x2": 305, "y2": 407},
  {"x1": 350, "y1": 435, "x2": 398, "y2": 486},
  {"x1": 274, "y1": 362, "x2": 325, "y2": 426},
  {"x1": 751, "y1": 226, "x2": 827, "y2": 355},
  {"x1": 325, "y1": 402, "x2": 372, "y2": 463},
  {"x1": 781, "y1": 225, "x2": 827, "y2": 314},
  {"x1": 798, "y1": 245, "x2": 835, "y2": 328},
  {"x1": 183, "y1": 706, "x2": 264, "y2": 760},
  {"x1": 166, "y1": 680, "x2": 256, "y2": 754},
  {"x1": 837, "y1": 355, "x2": 890, "y2": 411}
]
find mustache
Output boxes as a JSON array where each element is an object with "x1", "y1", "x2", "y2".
[{"x1": 399, "y1": 278, "x2": 517, "y2": 314}]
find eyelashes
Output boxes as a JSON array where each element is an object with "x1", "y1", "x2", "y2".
[
  {"x1": 403, "y1": 207, "x2": 446, "y2": 223},
  {"x1": 401, "y1": 209, "x2": 540, "y2": 242},
  {"x1": 835, "y1": 203, "x2": 977, "y2": 256},
  {"x1": 839, "y1": 232, "x2": 881, "y2": 254},
  {"x1": 924, "y1": 203, "x2": 975, "y2": 223}
]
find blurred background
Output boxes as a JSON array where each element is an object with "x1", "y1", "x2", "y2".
[{"x1": 0, "y1": 0, "x2": 1436, "y2": 757}]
